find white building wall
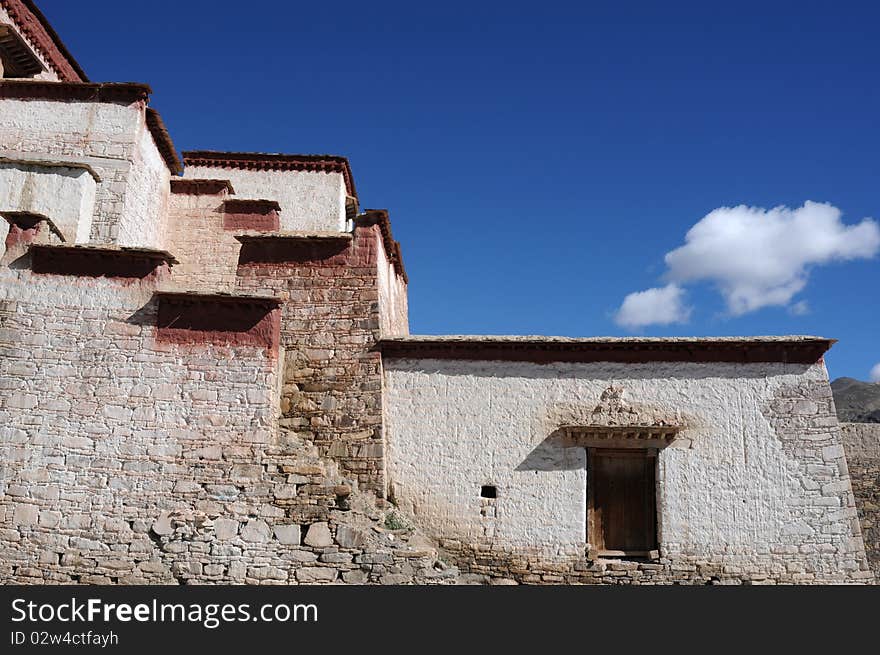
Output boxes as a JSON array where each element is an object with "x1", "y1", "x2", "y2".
[
  {"x1": 116, "y1": 121, "x2": 170, "y2": 249},
  {"x1": 0, "y1": 161, "x2": 96, "y2": 242},
  {"x1": 0, "y1": 97, "x2": 141, "y2": 244},
  {"x1": 375, "y1": 231, "x2": 408, "y2": 337},
  {"x1": 183, "y1": 166, "x2": 347, "y2": 232},
  {"x1": 383, "y1": 357, "x2": 868, "y2": 578}
]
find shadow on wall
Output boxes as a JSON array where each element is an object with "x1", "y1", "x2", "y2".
[
  {"x1": 237, "y1": 238, "x2": 349, "y2": 265},
  {"x1": 126, "y1": 299, "x2": 157, "y2": 327},
  {"x1": 516, "y1": 429, "x2": 586, "y2": 472},
  {"x1": 127, "y1": 297, "x2": 272, "y2": 332}
]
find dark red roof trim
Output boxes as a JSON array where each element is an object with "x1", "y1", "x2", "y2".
[
  {"x1": 223, "y1": 199, "x2": 281, "y2": 214},
  {"x1": 356, "y1": 209, "x2": 407, "y2": 284},
  {"x1": 378, "y1": 338, "x2": 835, "y2": 364},
  {"x1": 29, "y1": 244, "x2": 177, "y2": 278},
  {"x1": 1, "y1": 0, "x2": 87, "y2": 81},
  {"x1": 182, "y1": 151, "x2": 357, "y2": 198},
  {"x1": 170, "y1": 178, "x2": 235, "y2": 195},
  {"x1": 0, "y1": 79, "x2": 150, "y2": 103},
  {"x1": 145, "y1": 108, "x2": 181, "y2": 175}
]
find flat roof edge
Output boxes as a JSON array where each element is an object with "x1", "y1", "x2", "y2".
[{"x1": 378, "y1": 335, "x2": 835, "y2": 365}]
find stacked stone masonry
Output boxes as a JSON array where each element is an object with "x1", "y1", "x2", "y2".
[
  {"x1": 0, "y1": 229, "x2": 452, "y2": 585},
  {"x1": 840, "y1": 422, "x2": 880, "y2": 579}
]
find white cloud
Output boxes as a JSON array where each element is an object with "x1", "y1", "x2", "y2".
[
  {"x1": 614, "y1": 284, "x2": 691, "y2": 329},
  {"x1": 664, "y1": 201, "x2": 879, "y2": 315},
  {"x1": 615, "y1": 201, "x2": 880, "y2": 328},
  {"x1": 870, "y1": 363, "x2": 880, "y2": 383},
  {"x1": 788, "y1": 300, "x2": 810, "y2": 316}
]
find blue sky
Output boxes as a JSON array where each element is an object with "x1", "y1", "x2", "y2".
[{"x1": 40, "y1": 0, "x2": 879, "y2": 380}]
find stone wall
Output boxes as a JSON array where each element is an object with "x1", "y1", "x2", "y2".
[
  {"x1": 0, "y1": 234, "x2": 452, "y2": 585},
  {"x1": 840, "y1": 422, "x2": 880, "y2": 580},
  {"x1": 0, "y1": 214, "x2": 872, "y2": 584},
  {"x1": 166, "y1": 185, "x2": 242, "y2": 292},
  {"x1": 234, "y1": 223, "x2": 393, "y2": 496},
  {"x1": 383, "y1": 357, "x2": 872, "y2": 583}
]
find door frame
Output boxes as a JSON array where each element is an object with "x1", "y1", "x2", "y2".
[{"x1": 586, "y1": 447, "x2": 659, "y2": 558}]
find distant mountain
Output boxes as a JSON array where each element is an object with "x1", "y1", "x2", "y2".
[{"x1": 831, "y1": 377, "x2": 880, "y2": 423}]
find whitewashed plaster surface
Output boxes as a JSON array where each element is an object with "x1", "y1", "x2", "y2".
[
  {"x1": 0, "y1": 97, "x2": 169, "y2": 245},
  {"x1": 0, "y1": 98, "x2": 139, "y2": 153},
  {"x1": 376, "y1": 231, "x2": 408, "y2": 337},
  {"x1": 0, "y1": 266, "x2": 279, "y2": 523},
  {"x1": 383, "y1": 358, "x2": 866, "y2": 570},
  {"x1": 116, "y1": 122, "x2": 170, "y2": 249},
  {"x1": 0, "y1": 161, "x2": 95, "y2": 242},
  {"x1": 184, "y1": 166, "x2": 347, "y2": 232}
]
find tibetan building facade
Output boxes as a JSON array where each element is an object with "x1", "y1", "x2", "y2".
[{"x1": 0, "y1": 0, "x2": 874, "y2": 584}]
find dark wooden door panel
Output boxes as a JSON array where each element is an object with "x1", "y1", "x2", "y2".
[{"x1": 589, "y1": 449, "x2": 656, "y2": 554}]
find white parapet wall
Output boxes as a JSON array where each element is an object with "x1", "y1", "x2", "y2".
[
  {"x1": 376, "y1": 230, "x2": 409, "y2": 337},
  {"x1": 184, "y1": 166, "x2": 347, "y2": 232},
  {"x1": 383, "y1": 353, "x2": 870, "y2": 581},
  {"x1": 0, "y1": 87, "x2": 177, "y2": 248}
]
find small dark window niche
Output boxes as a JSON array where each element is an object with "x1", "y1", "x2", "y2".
[{"x1": 480, "y1": 485, "x2": 498, "y2": 518}]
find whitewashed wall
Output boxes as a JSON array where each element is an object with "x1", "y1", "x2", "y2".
[
  {"x1": 0, "y1": 97, "x2": 161, "y2": 245},
  {"x1": 184, "y1": 167, "x2": 347, "y2": 232},
  {"x1": 116, "y1": 120, "x2": 170, "y2": 249},
  {"x1": 383, "y1": 357, "x2": 868, "y2": 577},
  {"x1": 0, "y1": 161, "x2": 96, "y2": 242},
  {"x1": 375, "y1": 231, "x2": 408, "y2": 337}
]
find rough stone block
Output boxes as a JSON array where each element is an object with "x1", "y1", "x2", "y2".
[
  {"x1": 241, "y1": 519, "x2": 272, "y2": 543},
  {"x1": 214, "y1": 518, "x2": 239, "y2": 540},
  {"x1": 274, "y1": 524, "x2": 301, "y2": 545},
  {"x1": 12, "y1": 504, "x2": 38, "y2": 527},
  {"x1": 303, "y1": 522, "x2": 333, "y2": 548}
]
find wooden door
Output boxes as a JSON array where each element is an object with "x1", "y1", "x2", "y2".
[{"x1": 588, "y1": 449, "x2": 656, "y2": 556}]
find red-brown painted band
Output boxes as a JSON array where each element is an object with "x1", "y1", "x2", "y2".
[
  {"x1": 224, "y1": 213, "x2": 280, "y2": 231},
  {"x1": 222, "y1": 199, "x2": 281, "y2": 232},
  {"x1": 378, "y1": 340, "x2": 834, "y2": 365},
  {"x1": 236, "y1": 234, "x2": 360, "y2": 266},
  {"x1": 4, "y1": 221, "x2": 39, "y2": 249},
  {"x1": 0, "y1": 79, "x2": 150, "y2": 103}
]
